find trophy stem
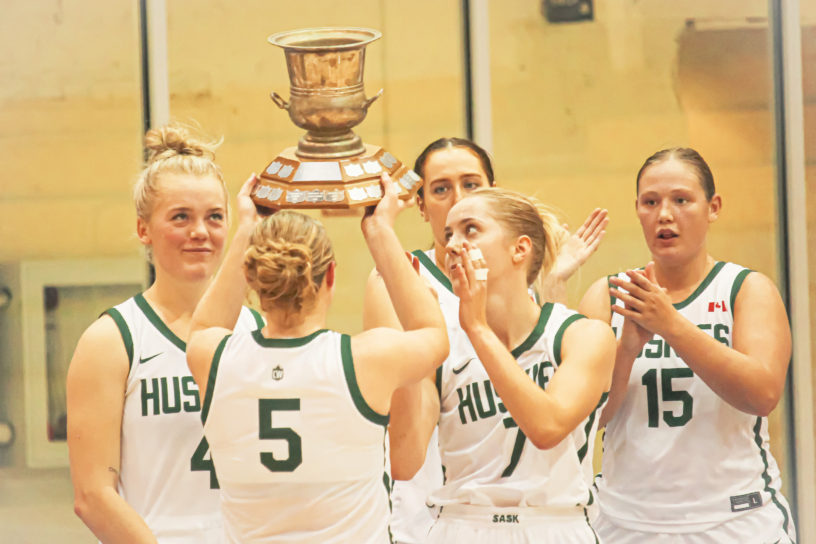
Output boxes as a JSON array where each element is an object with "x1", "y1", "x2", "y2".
[{"x1": 296, "y1": 129, "x2": 365, "y2": 159}]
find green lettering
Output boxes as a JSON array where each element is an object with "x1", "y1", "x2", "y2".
[
  {"x1": 182, "y1": 376, "x2": 200, "y2": 412},
  {"x1": 161, "y1": 376, "x2": 182, "y2": 414},
  {"x1": 140, "y1": 378, "x2": 160, "y2": 416},
  {"x1": 473, "y1": 380, "x2": 497, "y2": 419},
  {"x1": 457, "y1": 384, "x2": 478, "y2": 424}
]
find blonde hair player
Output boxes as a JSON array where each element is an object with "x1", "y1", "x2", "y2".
[
  {"x1": 580, "y1": 147, "x2": 796, "y2": 543},
  {"x1": 67, "y1": 123, "x2": 264, "y2": 543},
  {"x1": 366, "y1": 137, "x2": 609, "y2": 544},
  {"x1": 382, "y1": 187, "x2": 615, "y2": 543},
  {"x1": 185, "y1": 173, "x2": 448, "y2": 543}
]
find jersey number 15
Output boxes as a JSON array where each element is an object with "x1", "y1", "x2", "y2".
[{"x1": 641, "y1": 367, "x2": 694, "y2": 428}]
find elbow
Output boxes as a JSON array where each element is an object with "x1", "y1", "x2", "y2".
[
  {"x1": 72, "y1": 489, "x2": 96, "y2": 524},
  {"x1": 429, "y1": 330, "x2": 450, "y2": 369},
  {"x1": 73, "y1": 486, "x2": 110, "y2": 525},
  {"x1": 526, "y1": 423, "x2": 569, "y2": 451},
  {"x1": 750, "y1": 389, "x2": 782, "y2": 418}
]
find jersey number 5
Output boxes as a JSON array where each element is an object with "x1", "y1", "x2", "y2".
[
  {"x1": 259, "y1": 398, "x2": 303, "y2": 472},
  {"x1": 641, "y1": 367, "x2": 694, "y2": 427}
]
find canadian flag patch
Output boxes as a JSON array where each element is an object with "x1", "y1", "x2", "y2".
[{"x1": 708, "y1": 301, "x2": 728, "y2": 312}]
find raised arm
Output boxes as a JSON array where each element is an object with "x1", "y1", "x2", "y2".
[
  {"x1": 453, "y1": 242, "x2": 615, "y2": 449},
  {"x1": 67, "y1": 317, "x2": 159, "y2": 544},
  {"x1": 540, "y1": 208, "x2": 608, "y2": 304},
  {"x1": 352, "y1": 174, "x2": 449, "y2": 416},
  {"x1": 187, "y1": 174, "x2": 260, "y2": 392},
  {"x1": 610, "y1": 265, "x2": 790, "y2": 416},
  {"x1": 363, "y1": 268, "x2": 440, "y2": 480}
]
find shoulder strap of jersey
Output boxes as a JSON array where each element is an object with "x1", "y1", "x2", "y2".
[
  {"x1": 102, "y1": 306, "x2": 134, "y2": 369},
  {"x1": 247, "y1": 307, "x2": 265, "y2": 329},
  {"x1": 201, "y1": 334, "x2": 231, "y2": 425},
  {"x1": 341, "y1": 334, "x2": 389, "y2": 427},
  {"x1": 411, "y1": 249, "x2": 453, "y2": 295}
]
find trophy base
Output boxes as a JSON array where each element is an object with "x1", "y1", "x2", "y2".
[{"x1": 252, "y1": 144, "x2": 422, "y2": 209}]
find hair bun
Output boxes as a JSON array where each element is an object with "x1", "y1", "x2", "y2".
[{"x1": 143, "y1": 122, "x2": 219, "y2": 164}]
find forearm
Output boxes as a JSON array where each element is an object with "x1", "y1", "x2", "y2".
[
  {"x1": 598, "y1": 342, "x2": 639, "y2": 427},
  {"x1": 663, "y1": 318, "x2": 783, "y2": 415},
  {"x1": 465, "y1": 324, "x2": 566, "y2": 449},
  {"x1": 75, "y1": 486, "x2": 158, "y2": 544},
  {"x1": 538, "y1": 273, "x2": 567, "y2": 305},
  {"x1": 364, "y1": 220, "x2": 444, "y2": 332},
  {"x1": 388, "y1": 380, "x2": 438, "y2": 480},
  {"x1": 191, "y1": 222, "x2": 253, "y2": 334}
]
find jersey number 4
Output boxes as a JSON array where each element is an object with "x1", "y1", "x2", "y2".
[
  {"x1": 191, "y1": 436, "x2": 219, "y2": 489},
  {"x1": 641, "y1": 367, "x2": 694, "y2": 427},
  {"x1": 259, "y1": 398, "x2": 303, "y2": 472}
]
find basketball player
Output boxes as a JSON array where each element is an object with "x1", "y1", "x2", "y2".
[
  {"x1": 379, "y1": 187, "x2": 615, "y2": 543},
  {"x1": 580, "y1": 148, "x2": 797, "y2": 542},
  {"x1": 67, "y1": 123, "x2": 263, "y2": 543},
  {"x1": 365, "y1": 137, "x2": 608, "y2": 543},
  {"x1": 185, "y1": 172, "x2": 448, "y2": 543}
]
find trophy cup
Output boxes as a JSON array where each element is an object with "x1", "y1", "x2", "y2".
[{"x1": 252, "y1": 27, "x2": 422, "y2": 209}]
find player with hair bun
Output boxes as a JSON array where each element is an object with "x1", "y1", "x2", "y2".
[
  {"x1": 67, "y1": 122, "x2": 263, "y2": 543},
  {"x1": 186, "y1": 173, "x2": 449, "y2": 543}
]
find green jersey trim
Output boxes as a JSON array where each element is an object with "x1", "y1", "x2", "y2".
[
  {"x1": 753, "y1": 416, "x2": 792, "y2": 537},
  {"x1": 730, "y1": 268, "x2": 752, "y2": 313},
  {"x1": 103, "y1": 307, "x2": 134, "y2": 369},
  {"x1": 341, "y1": 334, "x2": 389, "y2": 427},
  {"x1": 412, "y1": 249, "x2": 453, "y2": 294},
  {"x1": 201, "y1": 334, "x2": 230, "y2": 425},
  {"x1": 249, "y1": 308, "x2": 265, "y2": 329},
  {"x1": 134, "y1": 293, "x2": 186, "y2": 351},
  {"x1": 435, "y1": 365, "x2": 443, "y2": 401},
  {"x1": 584, "y1": 507, "x2": 600, "y2": 544},
  {"x1": 511, "y1": 303, "x2": 554, "y2": 359},
  {"x1": 553, "y1": 313, "x2": 586, "y2": 366},
  {"x1": 577, "y1": 391, "x2": 608, "y2": 463},
  {"x1": 673, "y1": 261, "x2": 725, "y2": 310},
  {"x1": 251, "y1": 328, "x2": 329, "y2": 347}
]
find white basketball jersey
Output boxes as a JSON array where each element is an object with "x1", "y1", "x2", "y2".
[
  {"x1": 429, "y1": 302, "x2": 606, "y2": 511},
  {"x1": 599, "y1": 262, "x2": 793, "y2": 534},
  {"x1": 202, "y1": 329, "x2": 391, "y2": 544},
  {"x1": 106, "y1": 293, "x2": 263, "y2": 543}
]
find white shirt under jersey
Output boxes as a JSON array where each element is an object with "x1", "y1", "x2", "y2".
[
  {"x1": 429, "y1": 301, "x2": 607, "y2": 513},
  {"x1": 598, "y1": 261, "x2": 794, "y2": 534},
  {"x1": 105, "y1": 293, "x2": 263, "y2": 543},
  {"x1": 202, "y1": 328, "x2": 391, "y2": 544}
]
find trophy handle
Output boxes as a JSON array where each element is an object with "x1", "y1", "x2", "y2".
[
  {"x1": 270, "y1": 91, "x2": 289, "y2": 110},
  {"x1": 363, "y1": 89, "x2": 384, "y2": 111}
]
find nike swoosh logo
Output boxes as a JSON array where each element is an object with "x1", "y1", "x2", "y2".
[
  {"x1": 452, "y1": 358, "x2": 475, "y2": 375},
  {"x1": 139, "y1": 353, "x2": 162, "y2": 364}
]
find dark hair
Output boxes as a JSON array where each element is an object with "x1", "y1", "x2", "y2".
[
  {"x1": 414, "y1": 137, "x2": 496, "y2": 198},
  {"x1": 636, "y1": 147, "x2": 715, "y2": 200}
]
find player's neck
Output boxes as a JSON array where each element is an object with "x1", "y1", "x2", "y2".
[
  {"x1": 261, "y1": 294, "x2": 329, "y2": 339},
  {"x1": 141, "y1": 277, "x2": 208, "y2": 341},
  {"x1": 485, "y1": 283, "x2": 541, "y2": 352},
  {"x1": 261, "y1": 312, "x2": 327, "y2": 339},
  {"x1": 654, "y1": 252, "x2": 715, "y2": 301}
]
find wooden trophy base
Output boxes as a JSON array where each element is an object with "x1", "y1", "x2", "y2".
[{"x1": 252, "y1": 144, "x2": 422, "y2": 210}]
